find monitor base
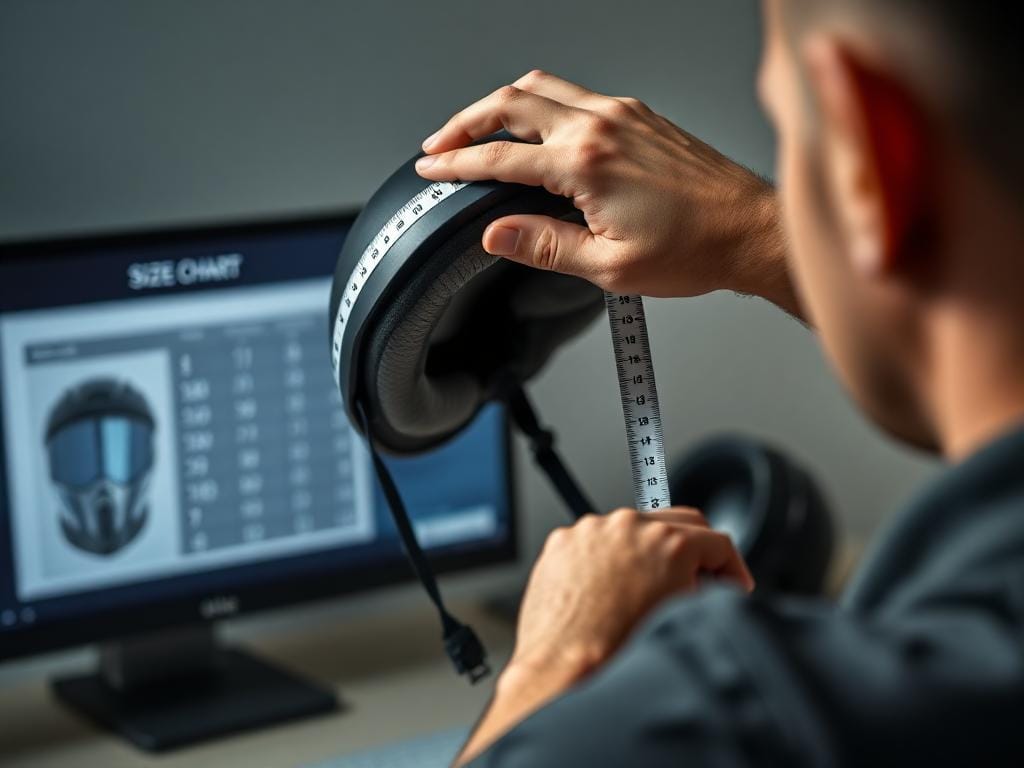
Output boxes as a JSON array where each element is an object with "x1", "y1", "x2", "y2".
[{"x1": 52, "y1": 626, "x2": 339, "y2": 752}]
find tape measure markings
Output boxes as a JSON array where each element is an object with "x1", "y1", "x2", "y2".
[
  {"x1": 604, "y1": 291, "x2": 671, "y2": 511},
  {"x1": 331, "y1": 180, "x2": 467, "y2": 388}
]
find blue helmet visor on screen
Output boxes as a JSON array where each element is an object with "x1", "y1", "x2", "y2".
[
  {"x1": 329, "y1": 135, "x2": 604, "y2": 683},
  {"x1": 45, "y1": 379, "x2": 156, "y2": 557},
  {"x1": 48, "y1": 417, "x2": 154, "y2": 487}
]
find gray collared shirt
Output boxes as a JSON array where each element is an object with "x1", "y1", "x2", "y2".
[{"x1": 471, "y1": 426, "x2": 1024, "y2": 766}]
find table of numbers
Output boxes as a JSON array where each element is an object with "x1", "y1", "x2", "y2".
[{"x1": 174, "y1": 314, "x2": 363, "y2": 553}]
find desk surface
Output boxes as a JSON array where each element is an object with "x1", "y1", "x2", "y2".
[{"x1": 0, "y1": 601, "x2": 514, "y2": 768}]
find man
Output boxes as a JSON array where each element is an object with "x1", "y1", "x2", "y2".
[{"x1": 418, "y1": 1, "x2": 1024, "y2": 764}]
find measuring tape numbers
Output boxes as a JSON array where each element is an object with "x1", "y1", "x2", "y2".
[
  {"x1": 604, "y1": 292, "x2": 671, "y2": 511},
  {"x1": 331, "y1": 180, "x2": 468, "y2": 389}
]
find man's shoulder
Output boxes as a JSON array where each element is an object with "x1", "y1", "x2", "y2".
[{"x1": 843, "y1": 425, "x2": 1024, "y2": 617}]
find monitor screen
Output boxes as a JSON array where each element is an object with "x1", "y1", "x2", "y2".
[{"x1": 0, "y1": 215, "x2": 514, "y2": 660}]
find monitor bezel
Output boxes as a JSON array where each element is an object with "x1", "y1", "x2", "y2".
[{"x1": 0, "y1": 211, "x2": 519, "y2": 663}]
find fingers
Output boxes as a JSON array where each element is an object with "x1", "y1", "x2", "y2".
[
  {"x1": 607, "y1": 508, "x2": 754, "y2": 592},
  {"x1": 422, "y1": 86, "x2": 575, "y2": 154},
  {"x1": 420, "y1": 71, "x2": 649, "y2": 157},
  {"x1": 678, "y1": 528, "x2": 756, "y2": 592},
  {"x1": 482, "y1": 214, "x2": 607, "y2": 282},
  {"x1": 513, "y1": 70, "x2": 652, "y2": 119},
  {"x1": 416, "y1": 140, "x2": 547, "y2": 187},
  {"x1": 643, "y1": 507, "x2": 710, "y2": 528},
  {"x1": 511, "y1": 69, "x2": 598, "y2": 107},
  {"x1": 630, "y1": 509, "x2": 753, "y2": 592}
]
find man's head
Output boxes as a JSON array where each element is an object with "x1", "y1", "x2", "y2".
[{"x1": 759, "y1": 0, "x2": 1024, "y2": 455}]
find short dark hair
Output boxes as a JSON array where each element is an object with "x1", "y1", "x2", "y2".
[{"x1": 784, "y1": 0, "x2": 1024, "y2": 194}]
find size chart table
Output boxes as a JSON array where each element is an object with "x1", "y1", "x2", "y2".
[
  {"x1": 15, "y1": 280, "x2": 375, "y2": 587},
  {"x1": 173, "y1": 313, "x2": 361, "y2": 553}
]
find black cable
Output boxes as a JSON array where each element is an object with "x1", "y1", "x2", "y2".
[
  {"x1": 354, "y1": 400, "x2": 490, "y2": 684},
  {"x1": 502, "y1": 382, "x2": 595, "y2": 520}
]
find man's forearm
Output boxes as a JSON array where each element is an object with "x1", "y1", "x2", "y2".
[
  {"x1": 724, "y1": 187, "x2": 806, "y2": 322},
  {"x1": 454, "y1": 656, "x2": 590, "y2": 766}
]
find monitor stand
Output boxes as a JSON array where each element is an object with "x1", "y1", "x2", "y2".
[{"x1": 51, "y1": 624, "x2": 340, "y2": 752}]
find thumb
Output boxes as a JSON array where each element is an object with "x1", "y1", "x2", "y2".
[{"x1": 482, "y1": 214, "x2": 603, "y2": 281}]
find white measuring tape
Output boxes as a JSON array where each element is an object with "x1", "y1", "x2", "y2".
[
  {"x1": 331, "y1": 180, "x2": 468, "y2": 389},
  {"x1": 331, "y1": 181, "x2": 671, "y2": 512},
  {"x1": 604, "y1": 291, "x2": 670, "y2": 511}
]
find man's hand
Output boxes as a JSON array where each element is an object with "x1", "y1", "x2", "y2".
[
  {"x1": 511, "y1": 507, "x2": 753, "y2": 674},
  {"x1": 418, "y1": 70, "x2": 798, "y2": 314},
  {"x1": 455, "y1": 507, "x2": 753, "y2": 765}
]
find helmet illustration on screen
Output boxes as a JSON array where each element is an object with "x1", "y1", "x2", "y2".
[{"x1": 44, "y1": 378, "x2": 156, "y2": 556}]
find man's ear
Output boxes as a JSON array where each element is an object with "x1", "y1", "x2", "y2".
[{"x1": 802, "y1": 35, "x2": 930, "y2": 278}]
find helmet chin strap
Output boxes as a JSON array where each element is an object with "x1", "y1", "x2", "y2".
[
  {"x1": 354, "y1": 399, "x2": 491, "y2": 684},
  {"x1": 498, "y1": 379, "x2": 594, "y2": 521},
  {"x1": 353, "y1": 378, "x2": 593, "y2": 685}
]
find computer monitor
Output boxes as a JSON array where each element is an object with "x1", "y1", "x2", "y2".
[{"x1": 0, "y1": 213, "x2": 516, "y2": 749}]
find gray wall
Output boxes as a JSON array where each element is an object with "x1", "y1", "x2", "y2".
[{"x1": 0, "y1": 0, "x2": 936, "y2": 588}]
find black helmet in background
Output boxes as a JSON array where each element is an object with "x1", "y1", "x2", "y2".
[{"x1": 44, "y1": 378, "x2": 156, "y2": 556}]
